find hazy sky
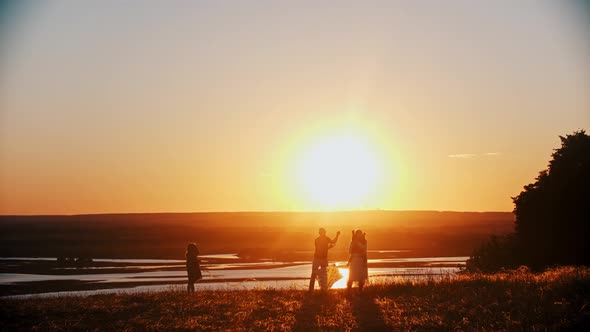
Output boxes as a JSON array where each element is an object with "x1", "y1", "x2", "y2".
[{"x1": 1, "y1": 1, "x2": 589, "y2": 214}]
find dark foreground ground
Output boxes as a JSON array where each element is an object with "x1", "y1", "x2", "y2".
[{"x1": 1, "y1": 267, "x2": 589, "y2": 331}]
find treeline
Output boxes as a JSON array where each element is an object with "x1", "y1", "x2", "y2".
[{"x1": 468, "y1": 130, "x2": 590, "y2": 272}]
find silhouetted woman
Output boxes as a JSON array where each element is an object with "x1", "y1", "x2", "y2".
[
  {"x1": 347, "y1": 229, "x2": 368, "y2": 292},
  {"x1": 186, "y1": 243, "x2": 202, "y2": 293}
]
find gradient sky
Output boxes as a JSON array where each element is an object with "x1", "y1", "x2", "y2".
[{"x1": 1, "y1": 1, "x2": 589, "y2": 214}]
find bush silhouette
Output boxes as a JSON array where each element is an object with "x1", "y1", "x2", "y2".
[{"x1": 468, "y1": 130, "x2": 590, "y2": 271}]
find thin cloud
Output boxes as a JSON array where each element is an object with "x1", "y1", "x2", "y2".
[
  {"x1": 448, "y1": 154, "x2": 477, "y2": 158},
  {"x1": 448, "y1": 152, "x2": 502, "y2": 159}
]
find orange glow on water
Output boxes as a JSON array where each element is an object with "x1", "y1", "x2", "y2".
[{"x1": 331, "y1": 267, "x2": 350, "y2": 289}]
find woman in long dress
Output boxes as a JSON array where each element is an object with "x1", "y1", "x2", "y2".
[{"x1": 347, "y1": 229, "x2": 368, "y2": 291}]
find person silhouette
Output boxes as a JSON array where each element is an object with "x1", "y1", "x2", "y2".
[
  {"x1": 347, "y1": 229, "x2": 368, "y2": 292},
  {"x1": 309, "y1": 228, "x2": 340, "y2": 291},
  {"x1": 186, "y1": 243, "x2": 202, "y2": 293}
]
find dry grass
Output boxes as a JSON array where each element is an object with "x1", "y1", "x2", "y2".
[{"x1": 1, "y1": 266, "x2": 589, "y2": 331}]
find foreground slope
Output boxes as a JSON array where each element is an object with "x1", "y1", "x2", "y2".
[{"x1": 1, "y1": 267, "x2": 589, "y2": 331}]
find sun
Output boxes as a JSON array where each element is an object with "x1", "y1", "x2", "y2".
[{"x1": 296, "y1": 134, "x2": 380, "y2": 210}]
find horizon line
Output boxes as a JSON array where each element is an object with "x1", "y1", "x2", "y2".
[{"x1": 0, "y1": 209, "x2": 514, "y2": 217}]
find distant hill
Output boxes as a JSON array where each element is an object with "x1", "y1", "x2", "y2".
[{"x1": 0, "y1": 211, "x2": 514, "y2": 259}]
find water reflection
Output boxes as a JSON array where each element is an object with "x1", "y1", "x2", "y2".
[
  {"x1": 1, "y1": 255, "x2": 467, "y2": 297},
  {"x1": 331, "y1": 268, "x2": 350, "y2": 289}
]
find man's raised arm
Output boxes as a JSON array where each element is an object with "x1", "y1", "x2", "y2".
[{"x1": 331, "y1": 231, "x2": 341, "y2": 245}]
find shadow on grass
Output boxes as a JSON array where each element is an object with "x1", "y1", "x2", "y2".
[
  {"x1": 292, "y1": 290, "x2": 390, "y2": 331},
  {"x1": 293, "y1": 292, "x2": 332, "y2": 331},
  {"x1": 350, "y1": 292, "x2": 389, "y2": 331}
]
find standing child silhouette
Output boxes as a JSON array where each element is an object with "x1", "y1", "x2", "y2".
[{"x1": 186, "y1": 243, "x2": 202, "y2": 293}]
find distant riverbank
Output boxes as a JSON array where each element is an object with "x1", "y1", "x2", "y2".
[
  {"x1": 1, "y1": 267, "x2": 588, "y2": 331},
  {"x1": 1, "y1": 254, "x2": 467, "y2": 297}
]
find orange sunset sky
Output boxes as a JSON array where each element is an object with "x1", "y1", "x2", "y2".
[{"x1": 1, "y1": 1, "x2": 589, "y2": 215}]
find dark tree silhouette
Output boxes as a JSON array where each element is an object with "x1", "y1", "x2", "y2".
[
  {"x1": 468, "y1": 130, "x2": 590, "y2": 271},
  {"x1": 513, "y1": 130, "x2": 590, "y2": 268}
]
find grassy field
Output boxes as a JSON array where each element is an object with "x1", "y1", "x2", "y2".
[{"x1": 2, "y1": 267, "x2": 588, "y2": 331}]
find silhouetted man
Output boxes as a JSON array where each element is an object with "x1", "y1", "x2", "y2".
[{"x1": 309, "y1": 227, "x2": 340, "y2": 291}]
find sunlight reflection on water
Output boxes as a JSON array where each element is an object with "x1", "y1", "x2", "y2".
[{"x1": 331, "y1": 268, "x2": 349, "y2": 289}]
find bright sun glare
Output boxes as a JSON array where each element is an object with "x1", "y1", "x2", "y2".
[{"x1": 297, "y1": 134, "x2": 380, "y2": 210}]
